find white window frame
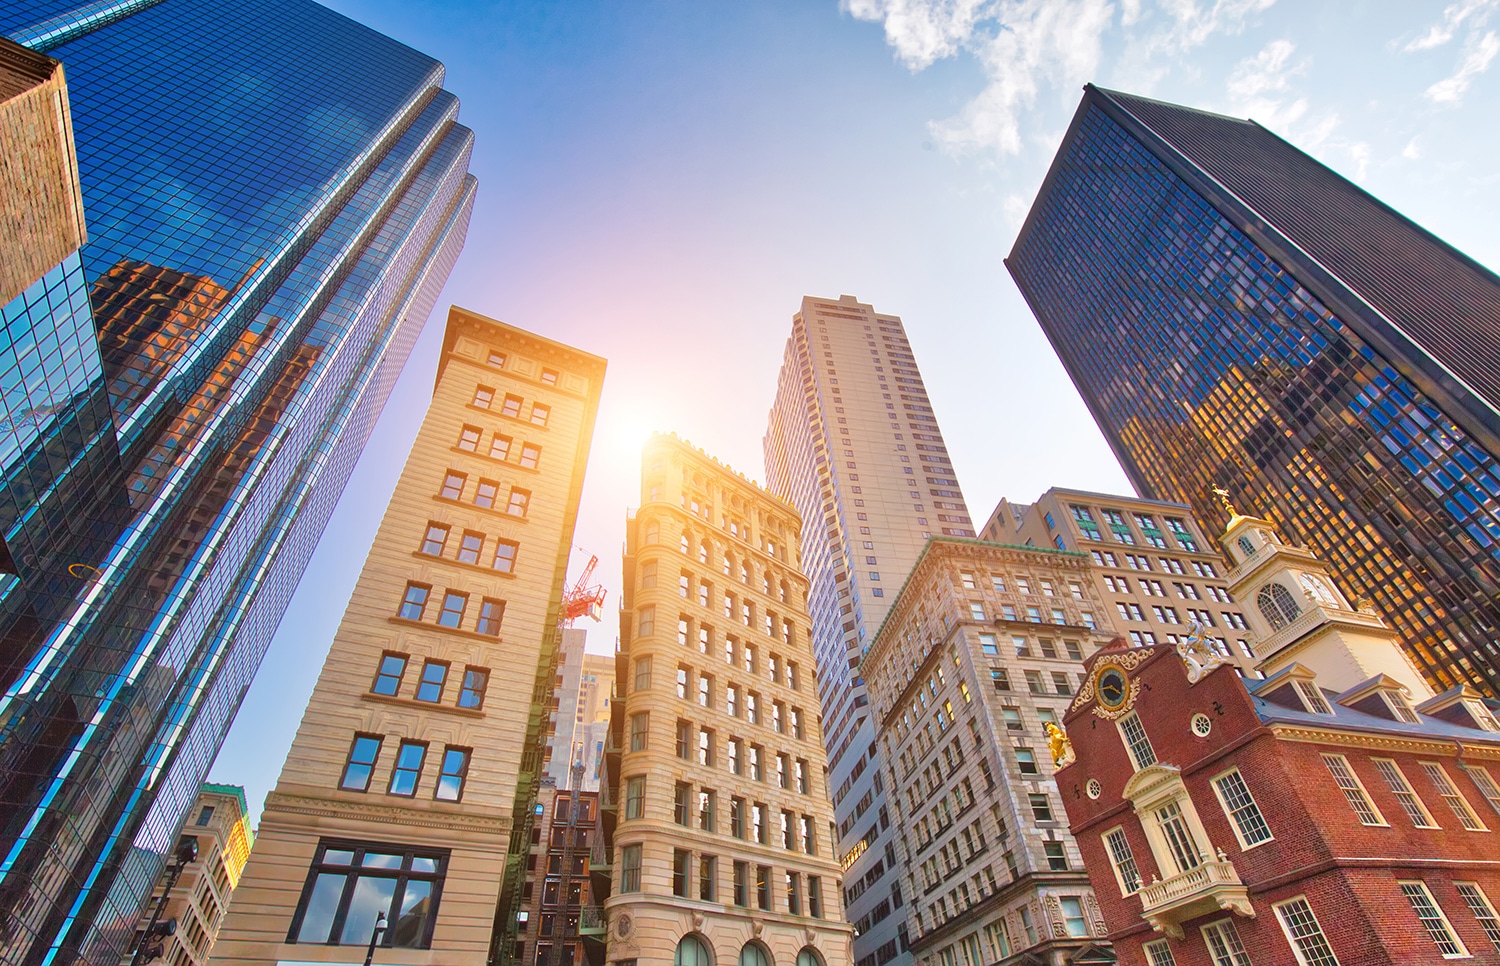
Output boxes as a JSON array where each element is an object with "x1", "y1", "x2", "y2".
[
  {"x1": 1143, "y1": 939, "x2": 1177, "y2": 966},
  {"x1": 1200, "y1": 919, "x2": 1252, "y2": 966},
  {"x1": 1321, "y1": 754, "x2": 1386, "y2": 826},
  {"x1": 1372, "y1": 758, "x2": 1440, "y2": 828},
  {"x1": 1295, "y1": 679, "x2": 1333, "y2": 715},
  {"x1": 1455, "y1": 881, "x2": 1500, "y2": 951},
  {"x1": 1464, "y1": 764, "x2": 1500, "y2": 819},
  {"x1": 1210, "y1": 767, "x2": 1274, "y2": 850},
  {"x1": 1102, "y1": 825, "x2": 1142, "y2": 895},
  {"x1": 1422, "y1": 761, "x2": 1488, "y2": 831},
  {"x1": 1273, "y1": 896, "x2": 1341, "y2": 966},
  {"x1": 1399, "y1": 879, "x2": 1470, "y2": 958},
  {"x1": 1118, "y1": 712, "x2": 1157, "y2": 771}
]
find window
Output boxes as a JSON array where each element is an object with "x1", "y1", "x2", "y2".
[
  {"x1": 633, "y1": 656, "x2": 652, "y2": 692},
  {"x1": 1028, "y1": 793, "x2": 1053, "y2": 822},
  {"x1": 638, "y1": 605, "x2": 655, "y2": 636},
  {"x1": 1104, "y1": 827, "x2": 1141, "y2": 894},
  {"x1": 1455, "y1": 882, "x2": 1500, "y2": 951},
  {"x1": 434, "y1": 747, "x2": 470, "y2": 801},
  {"x1": 507, "y1": 487, "x2": 530, "y2": 516},
  {"x1": 1213, "y1": 769, "x2": 1272, "y2": 847},
  {"x1": 456, "y1": 424, "x2": 481, "y2": 452},
  {"x1": 757, "y1": 865, "x2": 772, "y2": 910},
  {"x1": 530, "y1": 402, "x2": 550, "y2": 426},
  {"x1": 489, "y1": 433, "x2": 511, "y2": 460},
  {"x1": 476, "y1": 598, "x2": 504, "y2": 636},
  {"x1": 674, "y1": 782, "x2": 692, "y2": 826},
  {"x1": 497, "y1": 393, "x2": 522, "y2": 418},
  {"x1": 621, "y1": 844, "x2": 642, "y2": 892},
  {"x1": 388, "y1": 741, "x2": 427, "y2": 796},
  {"x1": 540, "y1": 367, "x2": 559, "y2": 385},
  {"x1": 730, "y1": 797, "x2": 745, "y2": 838},
  {"x1": 629, "y1": 712, "x2": 649, "y2": 751},
  {"x1": 1043, "y1": 841, "x2": 1068, "y2": 871},
  {"x1": 456, "y1": 531, "x2": 483, "y2": 565},
  {"x1": 372, "y1": 653, "x2": 407, "y2": 696},
  {"x1": 487, "y1": 350, "x2": 506, "y2": 369},
  {"x1": 625, "y1": 777, "x2": 645, "y2": 819},
  {"x1": 1155, "y1": 800, "x2": 1204, "y2": 873},
  {"x1": 1201, "y1": 920, "x2": 1252, "y2": 966},
  {"x1": 1374, "y1": 759, "x2": 1438, "y2": 827},
  {"x1": 398, "y1": 583, "x2": 429, "y2": 621},
  {"x1": 1322, "y1": 754, "x2": 1384, "y2": 825},
  {"x1": 1296, "y1": 680, "x2": 1333, "y2": 714},
  {"x1": 734, "y1": 860, "x2": 749, "y2": 905},
  {"x1": 699, "y1": 790, "x2": 716, "y2": 831},
  {"x1": 289, "y1": 841, "x2": 445, "y2": 947},
  {"x1": 415, "y1": 661, "x2": 448, "y2": 702},
  {"x1": 340, "y1": 735, "x2": 382, "y2": 791},
  {"x1": 699, "y1": 673, "x2": 713, "y2": 708},
  {"x1": 458, "y1": 668, "x2": 488, "y2": 708},
  {"x1": 699, "y1": 729, "x2": 715, "y2": 766},
  {"x1": 1059, "y1": 896, "x2": 1088, "y2": 936},
  {"x1": 519, "y1": 443, "x2": 540, "y2": 469},
  {"x1": 1465, "y1": 765, "x2": 1500, "y2": 818},
  {"x1": 1257, "y1": 582, "x2": 1301, "y2": 629},
  {"x1": 1422, "y1": 762, "x2": 1487, "y2": 830},
  {"x1": 700, "y1": 855, "x2": 717, "y2": 902},
  {"x1": 437, "y1": 591, "x2": 467, "y2": 629},
  {"x1": 969, "y1": 603, "x2": 985, "y2": 621},
  {"x1": 1401, "y1": 881, "x2": 1467, "y2": 957},
  {"x1": 1273, "y1": 897, "x2": 1341, "y2": 965},
  {"x1": 474, "y1": 479, "x2": 497, "y2": 508},
  {"x1": 1016, "y1": 748, "x2": 1039, "y2": 776},
  {"x1": 676, "y1": 665, "x2": 690, "y2": 699},
  {"x1": 1144, "y1": 940, "x2": 1177, "y2": 966},
  {"x1": 1119, "y1": 713, "x2": 1156, "y2": 770},
  {"x1": 420, "y1": 523, "x2": 449, "y2": 556},
  {"x1": 978, "y1": 633, "x2": 998, "y2": 655},
  {"x1": 676, "y1": 719, "x2": 693, "y2": 760},
  {"x1": 439, "y1": 471, "x2": 466, "y2": 501}
]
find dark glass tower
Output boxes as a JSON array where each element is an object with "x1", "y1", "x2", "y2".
[
  {"x1": 1008, "y1": 85, "x2": 1500, "y2": 698},
  {"x1": 0, "y1": 3, "x2": 476, "y2": 964}
]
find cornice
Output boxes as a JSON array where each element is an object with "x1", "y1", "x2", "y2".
[
  {"x1": 264, "y1": 790, "x2": 513, "y2": 835},
  {"x1": 1268, "y1": 723, "x2": 1500, "y2": 758}
]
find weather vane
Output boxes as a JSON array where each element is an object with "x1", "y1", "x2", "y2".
[{"x1": 1211, "y1": 485, "x2": 1238, "y2": 516}]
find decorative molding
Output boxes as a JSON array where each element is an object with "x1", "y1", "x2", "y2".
[
  {"x1": 1268, "y1": 723, "x2": 1500, "y2": 758},
  {"x1": 263, "y1": 791, "x2": 513, "y2": 834}
]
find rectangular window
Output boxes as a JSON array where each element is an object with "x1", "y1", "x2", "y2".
[
  {"x1": 621, "y1": 845, "x2": 641, "y2": 892},
  {"x1": 1213, "y1": 769, "x2": 1273, "y2": 847},
  {"x1": 1144, "y1": 940, "x2": 1177, "y2": 966},
  {"x1": 1155, "y1": 800, "x2": 1203, "y2": 873},
  {"x1": 458, "y1": 668, "x2": 488, "y2": 709},
  {"x1": 489, "y1": 433, "x2": 511, "y2": 460},
  {"x1": 476, "y1": 598, "x2": 504, "y2": 636},
  {"x1": 1016, "y1": 748, "x2": 1039, "y2": 776},
  {"x1": 1119, "y1": 713, "x2": 1156, "y2": 770},
  {"x1": 979, "y1": 633, "x2": 998, "y2": 655},
  {"x1": 372, "y1": 653, "x2": 407, "y2": 696},
  {"x1": 672, "y1": 848, "x2": 690, "y2": 897},
  {"x1": 699, "y1": 854, "x2": 717, "y2": 902},
  {"x1": 674, "y1": 782, "x2": 692, "y2": 826},
  {"x1": 677, "y1": 719, "x2": 693, "y2": 760},
  {"x1": 455, "y1": 531, "x2": 483, "y2": 565},
  {"x1": 730, "y1": 797, "x2": 745, "y2": 838},
  {"x1": 633, "y1": 656, "x2": 652, "y2": 692},
  {"x1": 1400, "y1": 881, "x2": 1467, "y2": 957},
  {"x1": 1104, "y1": 826, "x2": 1141, "y2": 894},
  {"x1": 734, "y1": 861, "x2": 749, "y2": 906},
  {"x1": 1374, "y1": 759, "x2": 1439, "y2": 827},
  {"x1": 1201, "y1": 920, "x2": 1252, "y2": 966},
  {"x1": 399, "y1": 583, "x2": 429, "y2": 621},
  {"x1": 388, "y1": 741, "x2": 427, "y2": 796},
  {"x1": 507, "y1": 487, "x2": 531, "y2": 517},
  {"x1": 415, "y1": 661, "x2": 448, "y2": 703},
  {"x1": 437, "y1": 591, "x2": 468, "y2": 629},
  {"x1": 757, "y1": 865, "x2": 772, "y2": 911},
  {"x1": 530, "y1": 402, "x2": 550, "y2": 426},
  {"x1": 1043, "y1": 842, "x2": 1068, "y2": 871},
  {"x1": 474, "y1": 479, "x2": 497, "y2": 508},
  {"x1": 500, "y1": 393, "x2": 522, "y2": 418},
  {"x1": 1322, "y1": 754, "x2": 1385, "y2": 825},
  {"x1": 1422, "y1": 761, "x2": 1487, "y2": 830},
  {"x1": 1274, "y1": 897, "x2": 1340, "y2": 966},
  {"x1": 457, "y1": 424, "x2": 481, "y2": 451},
  {"x1": 1466, "y1": 765, "x2": 1500, "y2": 818},
  {"x1": 340, "y1": 735, "x2": 382, "y2": 791},
  {"x1": 629, "y1": 712, "x2": 648, "y2": 751},
  {"x1": 289, "y1": 841, "x2": 446, "y2": 947},
  {"x1": 1028, "y1": 793, "x2": 1053, "y2": 822},
  {"x1": 420, "y1": 523, "x2": 449, "y2": 556},
  {"x1": 519, "y1": 443, "x2": 541, "y2": 469},
  {"x1": 439, "y1": 471, "x2": 466, "y2": 500},
  {"x1": 1456, "y1": 882, "x2": 1500, "y2": 951},
  {"x1": 699, "y1": 790, "x2": 716, "y2": 831},
  {"x1": 434, "y1": 747, "x2": 470, "y2": 801},
  {"x1": 809, "y1": 875, "x2": 822, "y2": 918},
  {"x1": 625, "y1": 777, "x2": 645, "y2": 820}
]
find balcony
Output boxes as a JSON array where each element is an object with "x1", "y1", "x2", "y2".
[
  {"x1": 1139, "y1": 858, "x2": 1254, "y2": 939},
  {"x1": 578, "y1": 905, "x2": 607, "y2": 936}
]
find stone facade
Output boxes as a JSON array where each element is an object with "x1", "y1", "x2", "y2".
[
  {"x1": 606, "y1": 434, "x2": 853, "y2": 966},
  {"x1": 864, "y1": 538, "x2": 1116, "y2": 966},
  {"x1": 209, "y1": 308, "x2": 604, "y2": 966}
]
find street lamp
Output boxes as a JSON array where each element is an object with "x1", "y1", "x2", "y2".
[
  {"x1": 131, "y1": 835, "x2": 200, "y2": 966},
  {"x1": 363, "y1": 910, "x2": 388, "y2": 966}
]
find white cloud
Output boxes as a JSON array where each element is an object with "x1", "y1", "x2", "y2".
[
  {"x1": 1348, "y1": 141, "x2": 1370, "y2": 181},
  {"x1": 1225, "y1": 39, "x2": 1308, "y2": 129},
  {"x1": 1426, "y1": 30, "x2": 1500, "y2": 102},
  {"x1": 845, "y1": 0, "x2": 1279, "y2": 156},
  {"x1": 1405, "y1": 0, "x2": 1496, "y2": 51},
  {"x1": 1403, "y1": 137, "x2": 1422, "y2": 159}
]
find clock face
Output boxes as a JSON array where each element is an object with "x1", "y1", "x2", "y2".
[{"x1": 1097, "y1": 666, "x2": 1128, "y2": 709}]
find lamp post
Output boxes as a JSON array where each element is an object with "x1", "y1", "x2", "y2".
[
  {"x1": 363, "y1": 911, "x2": 388, "y2": 966},
  {"x1": 130, "y1": 835, "x2": 199, "y2": 966}
]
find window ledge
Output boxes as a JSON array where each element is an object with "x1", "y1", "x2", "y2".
[
  {"x1": 433, "y1": 494, "x2": 530, "y2": 523},
  {"x1": 361, "y1": 691, "x2": 485, "y2": 718},
  {"x1": 411, "y1": 550, "x2": 519, "y2": 579},
  {"x1": 388, "y1": 615, "x2": 507, "y2": 645},
  {"x1": 468, "y1": 401, "x2": 550, "y2": 431},
  {"x1": 451, "y1": 445, "x2": 542, "y2": 473}
]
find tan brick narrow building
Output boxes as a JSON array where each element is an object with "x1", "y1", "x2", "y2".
[
  {"x1": 210, "y1": 308, "x2": 604, "y2": 966},
  {"x1": 605, "y1": 434, "x2": 853, "y2": 966}
]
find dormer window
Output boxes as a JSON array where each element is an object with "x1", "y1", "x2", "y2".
[
  {"x1": 1296, "y1": 680, "x2": 1333, "y2": 715},
  {"x1": 1382, "y1": 691, "x2": 1422, "y2": 724},
  {"x1": 1469, "y1": 700, "x2": 1500, "y2": 732},
  {"x1": 1257, "y1": 583, "x2": 1301, "y2": 629}
]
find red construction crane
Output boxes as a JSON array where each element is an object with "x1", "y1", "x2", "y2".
[{"x1": 560, "y1": 550, "x2": 606, "y2": 627}]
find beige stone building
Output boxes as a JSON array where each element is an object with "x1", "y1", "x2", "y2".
[
  {"x1": 124, "y1": 784, "x2": 253, "y2": 966},
  {"x1": 984, "y1": 489, "x2": 1256, "y2": 675},
  {"x1": 606, "y1": 434, "x2": 853, "y2": 966},
  {"x1": 864, "y1": 538, "x2": 1118, "y2": 966},
  {"x1": 210, "y1": 308, "x2": 604, "y2": 966}
]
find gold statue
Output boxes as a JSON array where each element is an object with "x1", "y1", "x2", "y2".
[
  {"x1": 1211, "y1": 485, "x2": 1238, "y2": 517},
  {"x1": 1045, "y1": 721, "x2": 1075, "y2": 767}
]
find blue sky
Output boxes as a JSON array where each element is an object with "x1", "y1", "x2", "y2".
[{"x1": 211, "y1": 0, "x2": 1500, "y2": 818}]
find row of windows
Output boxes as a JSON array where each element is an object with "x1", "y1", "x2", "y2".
[
  {"x1": 338, "y1": 734, "x2": 471, "y2": 801},
  {"x1": 929, "y1": 895, "x2": 1091, "y2": 966},
  {"x1": 398, "y1": 582, "x2": 505, "y2": 636},
  {"x1": 959, "y1": 570, "x2": 1085, "y2": 599},
  {"x1": 437, "y1": 469, "x2": 530, "y2": 516},
  {"x1": 471, "y1": 384, "x2": 549, "y2": 425},
  {"x1": 1066, "y1": 505, "x2": 1199, "y2": 551},
  {"x1": 663, "y1": 614, "x2": 805, "y2": 690},
  {"x1": 633, "y1": 656, "x2": 808, "y2": 734},
  {"x1": 1091, "y1": 549, "x2": 1218, "y2": 577},
  {"x1": 479, "y1": 347, "x2": 558, "y2": 387},
  {"x1": 970, "y1": 599, "x2": 1095, "y2": 628},
  {"x1": 419, "y1": 521, "x2": 519, "y2": 572},
  {"x1": 455, "y1": 422, "x2": 541, "y2": 467},
  {"x1": 371, "y1": 652, "x2": 488, "y2": 708},
  {"x1": 1104, "y1": 574, "x2": 1235, "y2": 604}
]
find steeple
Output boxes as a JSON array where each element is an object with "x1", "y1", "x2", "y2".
[{"x1": 1217, "y1": 494, "x2": 1432, "y2": 699}]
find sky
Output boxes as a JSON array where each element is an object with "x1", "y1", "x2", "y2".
[{"x1": 210, "y1": 0, "x2": 1500, "y2": 819}]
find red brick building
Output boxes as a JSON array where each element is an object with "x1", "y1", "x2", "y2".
[{"x1": 1056, "y1": 506, "x2": 1500, "y2": 965}]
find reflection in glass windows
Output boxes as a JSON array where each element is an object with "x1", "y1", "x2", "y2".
[{"x1": 289, "y1": 841, "x2": 447, "y2": 948}]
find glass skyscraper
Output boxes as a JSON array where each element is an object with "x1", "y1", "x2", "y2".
[
  {"x1": 0, "y1": 3, "x2": 476, "y2": 964},
  {"x1": 1008, "y1": 85, "x2": 1500, "y2": 698},
  {"x1": 765, "y1": 295, "x2": 974, "y2": 966}
]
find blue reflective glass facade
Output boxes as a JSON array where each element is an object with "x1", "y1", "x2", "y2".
[
  {"x1": 1008, "y1": 86, "x2": 1500, "y2": 701},
  {"x1": 0, "y1": 2, "x2": 476, "y2": 963}
]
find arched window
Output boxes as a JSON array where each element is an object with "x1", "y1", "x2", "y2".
[
  {"x1": 1256, "y1": 583, "x2": 1301, "y2": 630},
  {"x1": 644, "y1": 521, "x2": 660, "y2": 545},
  {"x1": 780, "y1": 580, "x2": 790, "y2": 604},
  {"x1": 796, "y1": 949, "x2": 822, "y2": 966},
  {"x1": 1237, "y1": 535, "x2": 1255, "y2": 557},
  {"x1": 763, "y1": 571, "x2": 773, "y2": 595},
  {"x1": 1299, "y1": 573, "x2": 1339, "y2": 608},
  {"x1": 676, "y1": 935, "x2": 713, "y2": 966},
  {"x1": 740, "y1": 942, "x2": 771, "y2": 966}
]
